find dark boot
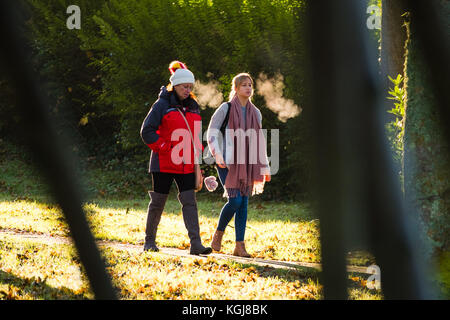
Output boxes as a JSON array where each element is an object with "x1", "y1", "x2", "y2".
[
  {"x1": 178, "y1": 190, "x2": 212, "y2": 255},
  {"x1": 143, "y1": 191, "x2": 168, "y2": 252}
]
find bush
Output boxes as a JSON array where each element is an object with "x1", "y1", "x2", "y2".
[{"x1": 7, "y1": 0, "x2": 312, "y2": 200}]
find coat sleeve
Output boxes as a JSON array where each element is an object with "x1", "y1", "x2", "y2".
[
  {"x1": 206, "y1": 102, "x2": 228, "y2": 157},
  {"x1": 256, "y1": 109, "x2": 262, "y2": 127},
  {"x1": 256, "y1": 108, "x2": 270, "y2": 174},
  {"x1": 140, "y1": 100, "x2": 168, "y2": 152}
]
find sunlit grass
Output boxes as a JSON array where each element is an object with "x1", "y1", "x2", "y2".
[
  {"x1": 0, "y1": 197, "x2": 385, "y2": 300},
  {"x1": 0, "y1": 235, "x2": 91, "y2": 300},
  {"x1": 108, "y1": 249, "x2": 322, "y2": 300},
  {"x1": 0, "y1": 151, "x2": 384, "y2": 300},
  {"x1": 0, "y1": 232, "x2": 323, "y2": 300},
  {"x1": 0, "y1": 197, "x2": 321, "y2": 263},
  {"x1": 0, "y1": 231, "x2": 384, "y2": 300},
  {"x1": 0, "y1": 200, "x2": 67, "y2": 236}
]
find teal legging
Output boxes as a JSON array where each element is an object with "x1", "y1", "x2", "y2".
[{"x1": 216, "y1": 166, "x2": 249, "y2": 241}]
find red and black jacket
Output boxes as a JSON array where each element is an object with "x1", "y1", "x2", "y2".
[{"x1": 141, "y1": 86, "x2": 203, "y2": 174}]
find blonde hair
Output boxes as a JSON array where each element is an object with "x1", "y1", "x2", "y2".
[
  {"x1": 229, "y1": 73, "x2": 254, "y2": 101},
  {"x1": 166, "y1": 82, "x2": 198, "y2": 101}
]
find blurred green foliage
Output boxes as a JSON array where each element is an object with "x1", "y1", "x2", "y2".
[
  {"x1": 385, "y1": 74, "x2": 405, "y2": 184},
  {"x1": 1, "y1": 0, "x2": 312, "y2": 200}
]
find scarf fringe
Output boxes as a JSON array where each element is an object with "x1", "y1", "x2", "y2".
[{"x1": 223, "y1": 181, "x2": 265, "y2": 198}]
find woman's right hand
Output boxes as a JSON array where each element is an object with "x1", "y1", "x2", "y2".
[
  {"x1": 159, "y1": 141, "x2": 171, "y2": 153},
  {"x1": 215, "y1": 154, "x2": 226, "y2": 168}
]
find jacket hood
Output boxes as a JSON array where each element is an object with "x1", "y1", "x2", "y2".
[{"x1": 158, "y1": 86, "x2": 172, "y2": 100}]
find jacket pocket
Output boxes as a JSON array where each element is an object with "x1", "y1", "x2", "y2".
[{"x1": 158, "y1": 146, "x2": 183, "y2": 173}]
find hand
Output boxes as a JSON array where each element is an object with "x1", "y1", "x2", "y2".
[
  {"x1": 159, "y1": 141, "x2": 171, "y2": 152},
  {"x1": 215, "y1": 154, "x2": 226, "y2": 168}
]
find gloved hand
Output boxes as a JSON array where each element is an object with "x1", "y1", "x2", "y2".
[
  {"x1": 159, "y1": 141, "x2": 172, "y2": 152},
  {"x1": 204, "y1": 176, "x2": 218, "y2": 192},
  {"x1": 215, "y1": 153, "x2": 226, "y2": 168}
]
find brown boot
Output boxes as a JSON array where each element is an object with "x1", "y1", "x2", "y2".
[
  {"x1": 233, "y1": 241, "x2": 251, "y2": 258},
  {"x1": 211, "y1": 230, "x2": 224, "y2": 252}
]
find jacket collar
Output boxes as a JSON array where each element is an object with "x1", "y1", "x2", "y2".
[{"x1": 159, "y1": 86, "x2": 199, "y2": 111}]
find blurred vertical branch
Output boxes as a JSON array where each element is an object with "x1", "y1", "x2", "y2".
[
  {"x1": 380, "y1": 0, "x2": 407, "y2": 93},
  {"x1": 0, "y1": 1, "x2": 117, "y2": 300},
  {"x1": 306, "y1": 0, "x2": 433, "y2": 299},
  {"x1": 402, "y1": 0, "x2": 450, "y2": 259}
]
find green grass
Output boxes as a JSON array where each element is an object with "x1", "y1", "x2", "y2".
[
  {"x1": 0, "y1": 231, "x2": 383, "y2": 300},
  {"x1": 0, "y1": 236, "x2": 91, "y2": 300},
  {"x1": 0, "y1": 142, "x2": 386, "y2": 300},
  {"x1": 0, "y1": 194, "x2": 369, "y2": 267},
  {"x1": 0, "y1": 233, "x2": 324, "y2": 300}
]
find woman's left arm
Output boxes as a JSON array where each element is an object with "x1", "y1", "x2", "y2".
[{"x1": 257, "y1": 109, "x2": 271, "y2": 180}]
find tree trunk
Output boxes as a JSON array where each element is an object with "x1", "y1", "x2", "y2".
[
  {"x1": 403, "y1": 2, "x2": 450, "y2": 257},
  {"x1": 380, "y1": 0, "x2": 408, "y2": 130},
  {"x1": 380, "y1": 0, "x2": 407, "y2": 85}
]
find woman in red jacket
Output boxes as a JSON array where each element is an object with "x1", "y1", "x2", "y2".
[{"x1": 140, "y1": 61, "x2": 211, "y2": 255}]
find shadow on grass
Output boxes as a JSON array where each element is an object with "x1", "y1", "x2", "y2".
[{"x1": 0, "y1": 270, "x2": 88, "y2": 300}]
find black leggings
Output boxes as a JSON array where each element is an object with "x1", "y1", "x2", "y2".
[{"x1": 151, "y1": 172, "x2": 195, "y2": 194}]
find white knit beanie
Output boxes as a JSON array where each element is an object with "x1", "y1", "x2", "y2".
[{"x1": 169, "y1": 68, "x2": 195, "y2": 86}]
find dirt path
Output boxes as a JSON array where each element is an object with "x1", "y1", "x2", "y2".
[{"x1": 0, "y1": 228, "x2": 370, "y2": 274}]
